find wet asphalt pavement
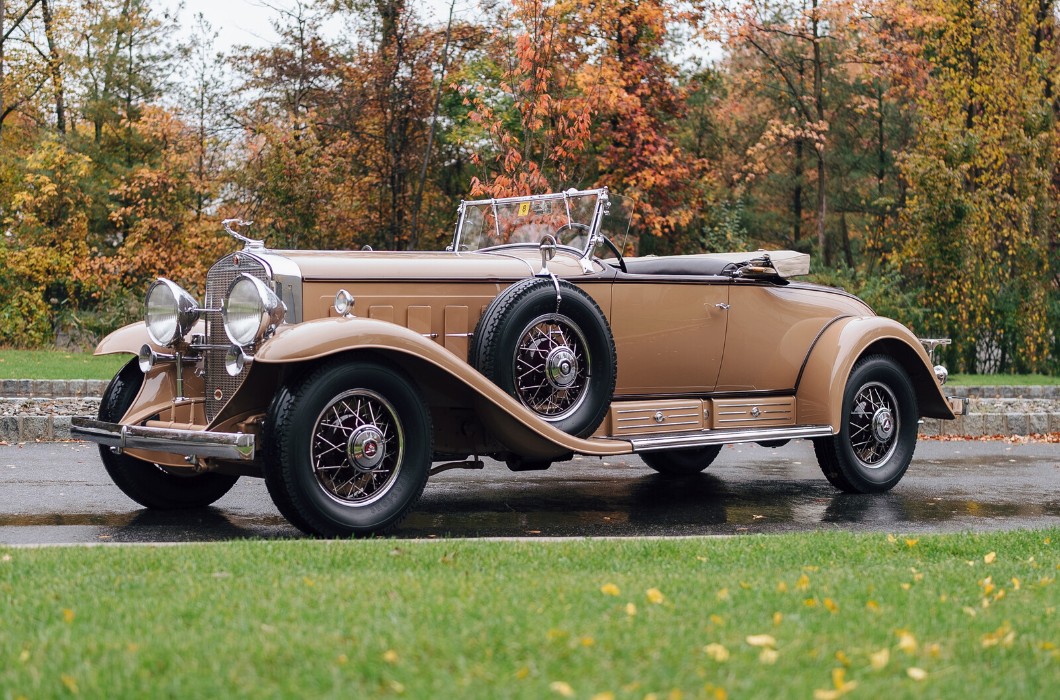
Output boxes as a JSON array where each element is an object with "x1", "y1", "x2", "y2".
[{"x1": 1, "y1": 439, "x2": 1059, "y2": 544}]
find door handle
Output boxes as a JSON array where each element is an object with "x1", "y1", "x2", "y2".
[{"x1": 715, "y1": 303, "x2": 731, "y2": 310}]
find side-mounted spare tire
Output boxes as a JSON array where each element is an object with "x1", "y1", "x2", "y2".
[{"x1": 470, "y1": 277, "x2": 617, "y2": 438}]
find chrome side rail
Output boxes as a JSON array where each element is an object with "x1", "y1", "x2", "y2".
[
  {"x1": 630, "y1": 425, "x2": 834, "y2": 452},
  {"x1": 70, "y1": 417, "x2": 255, "y2": 461}
]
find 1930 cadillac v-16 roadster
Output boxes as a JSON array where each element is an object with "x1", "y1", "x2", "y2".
[{"x1": 71, "y1": 188, "x2": 966, "y2": 537}]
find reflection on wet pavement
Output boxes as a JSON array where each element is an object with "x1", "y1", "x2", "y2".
[{"x1": 1, "y1": 441, "x2": 1059, "y2": 543}]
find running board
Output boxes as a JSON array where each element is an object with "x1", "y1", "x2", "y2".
[{"x1": 630, "y1": 425, "x2": 834, "y2": 452}]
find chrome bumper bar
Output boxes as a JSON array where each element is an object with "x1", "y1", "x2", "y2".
[{"x1": 70, "y1": 417, "x2": 255, "y2": 461}]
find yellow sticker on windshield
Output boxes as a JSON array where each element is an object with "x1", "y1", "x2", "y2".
[{"x1": 517, "y1": 202, "x2": 530, "y2": 216}]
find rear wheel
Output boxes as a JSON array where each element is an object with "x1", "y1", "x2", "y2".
[
  {"x1": 263, "y1": 358, "x2": 432, "y2": 538},
  {"x1": 641, "y1": 445, "x2": 722, "y2": 476},
  {"x1": 98, "y1": 359, "x2": 239, "y2": 509},
  {"x1": 813, "y1": 355, "x2": 918, "y2": 493}
]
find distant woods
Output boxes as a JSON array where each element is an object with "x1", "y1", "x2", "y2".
[{"x1": 0, "y1": 0, "x2": 1058, "y2": 373}]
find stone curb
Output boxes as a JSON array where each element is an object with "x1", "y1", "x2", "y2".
[
  {"x1": 0, "y1": 379, "x2": 110, "y2": 398},
  {"x1": 1, "y1": 413, "x2": 1057, "y2": 444}
]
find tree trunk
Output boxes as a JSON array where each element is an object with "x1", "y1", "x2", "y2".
[
  {"x1": 1, "y1": 0, "x2": 6, "y2": 138},
  {"x1": 41, "y1": 0, "x2": 64, "y2": 134},
  {"x1": 793, "y1": 136, "x2": 803, "y2": 245},
  {"x1": 840, "y1": 211, "x2": 854, "y2": 268},
  {"x1": 811, "y1": 0, "x2": 828, "y2": 265},
  {"x1": 408, "y1": 0, "x2": 455, "y2": 249}
]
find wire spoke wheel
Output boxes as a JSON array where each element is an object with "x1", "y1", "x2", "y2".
[
  {"x1": 847, "y1": 381, "x2": 900, "y2": 469},
  {"x1": 311, "y1": 389, "x2": 404, "y2": 507},
  {"x1": 512, "y1": 313, "x2": 590, "y2": 420}
]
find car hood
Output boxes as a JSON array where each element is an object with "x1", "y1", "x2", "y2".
[{"x1": 262, "y1": 249, "x2": 591, "y2": 281}]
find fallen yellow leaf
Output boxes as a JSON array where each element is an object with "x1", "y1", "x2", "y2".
[
  {"x1": 776, "y1": 581, "x2": 788, "y2": 592},
  {"x1": 591, "y1": 693, "x2": 615, "y2": 700},
  {"x1": 758, "y1": 648, "x2": 779, "y2": 664},
  {"x1": 515, "y1": 666, "x2": 530, "y2": 680},
  {"x1": 984, "y1": 551, "x2": 997, "y2": 564},
  {"x1": 905, "y1": 538, "x2": 919, "y2": 548},
  {"x1": 382, "y1": 649, "x2": 399, "y2": 664},
  {"x1": 870, "y1": 648, "x2": 890, "y2": 670},
  {"x1": 716, "y1": 588, "x2": 730, "y2": 601},
  {"x1": 746, "y1": 634, "x2": 777, "y2": 647},
  {"x1": 62, "y1": 609, "x2": 75, "y2": 624},
  {"x1": 897, "y1": 630, "x2": 918, "y2": 655},
  {"x1": 580, "y1": 636, "x2": 595, "y2": 647},
  {"x1": 60, "y1": 674, "x2": 78, "y2": 694},
  {"x1": 625, "y1": 602, "x2": 637, "y2": 616},
  {"x1": 646, "y1": 588, "x2": 665, "y2": 604},
  {"x1": 773, "y1": 611, "x2": 783, "y2": 626},
  {"x1": 550, "y1": 681, "x2": 574, "y2": 697},
  {"x1": 388, "y1": 680, "x2": 405, "y2": 693},
  {"x1": 796, "y1": 574, "x2": 811, "y2": 590},
  {"x1": 906, "y1": 667, "x2": 928, "y2": 681},
  {"x1": 600, "y1": 583, "x2": 620, "y2": 596},
  {"x1": 866, "y1": 600, "x2": 880, "y2": 612},
  {"x1": 824, "y1": 598, "x2": 839, "y2": 613},
  {"x1": 703, "y1": 643, "x2": 729, "y2": 662}
]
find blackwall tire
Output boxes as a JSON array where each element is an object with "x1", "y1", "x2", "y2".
[
  {"x1": 262, "y1": 358, "x2": 432, "y2": 538},
  {"x1": 813, "y1": 355, "x2": 918, "y2": 493},
  {"x1": 641, "y1": 445, "x2": 723, "y2": 476},
  {"x1": 98, "y1": 359, "x2": 239, "y2": 509},
  {"x1": 471, "y1": 278, "x2": 616, "y2": 437}
]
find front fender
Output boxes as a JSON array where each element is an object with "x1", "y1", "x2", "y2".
[
  {"x1": 796, "y1": 316, "x2": 954, "y2": 429},
  {"x1": 94, "y1": 322, "x2": 155, "y2": 356},
  {"x1": 94, "y1": 321, "x2": 206, "y2": 357},
  {"x1": 254, "y1": 318, "x2": 632, "y2": 460}
]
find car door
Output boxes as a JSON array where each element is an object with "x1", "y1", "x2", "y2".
[{"x1": 609, "y1": 279, "x2": 730, "y2": 396}]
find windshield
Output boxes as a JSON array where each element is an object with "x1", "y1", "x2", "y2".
[{"x1": 452, "y1": 188, "x2": 632, "y2": 255}]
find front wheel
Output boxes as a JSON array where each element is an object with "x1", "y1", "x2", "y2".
[
  {"x1": 813, "y1": 355, "x2": 918, "y2": 493},
  {"x1": 98, "y1": 359, "x2": 239, "y2": 509},
  {"x1": 641, "y1": 445, "x2": 722, "y2": 476},
  {"x1": 263, "y1": 359, "x2": 432, "y2": 538}
]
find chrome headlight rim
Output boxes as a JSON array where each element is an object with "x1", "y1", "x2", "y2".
[
  {"x1": 222, "y1": 273, "x2": 286, "y2": 347},
  {"x1": 144, "y1": 278, "x2": 200, "y2": 347}
]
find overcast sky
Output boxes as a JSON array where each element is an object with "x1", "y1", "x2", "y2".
[{"x1": 161, "y1": 0, "x2": 467, "y2": 50}]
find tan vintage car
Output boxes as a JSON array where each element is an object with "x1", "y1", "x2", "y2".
[{"x1": 72, "y1": 188, "x2": 966, "y2": 537}]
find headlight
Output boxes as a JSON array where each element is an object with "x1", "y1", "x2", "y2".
[
  {"x1": 145, "y1": 278, "x2": 200, "y2": 347},
  {"x1": 222, "y1": 274, "x2": 285, "y2": 346}
]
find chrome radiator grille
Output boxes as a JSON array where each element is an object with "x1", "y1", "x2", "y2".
[{"x1": 204, "y1": 253, "x2": 270, "y2": 422}]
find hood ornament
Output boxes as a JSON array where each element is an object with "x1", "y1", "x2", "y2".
[{"x1": 222, "y1": 218, "x2": 265, "y2": 250}]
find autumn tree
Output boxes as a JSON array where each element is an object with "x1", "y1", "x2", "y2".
[{"x1": 890, "y1": 0, "x2": 1060, "y2": 372}]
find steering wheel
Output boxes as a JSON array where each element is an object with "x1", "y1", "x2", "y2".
[
  {"x1": 599, "y1": 236, "x2": 627, "y2": 274},
  {"x1": 553, "y1": 222, "x2": 591, "y2": 246}
]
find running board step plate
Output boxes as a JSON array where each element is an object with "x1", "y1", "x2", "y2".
[{"x1": 630, "y1": 425, "x2": 833, "y2": 452}]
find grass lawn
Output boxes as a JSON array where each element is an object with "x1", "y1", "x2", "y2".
[
  {"x1": 0, "y1": 349, "x2": 128, "y2": 380},
  {"x1": 947, "y1": 374, "x2": 1060, "y2": 387},
  {"x1": 1, "y1": 530, "x2": 1058, "y2": 698}
]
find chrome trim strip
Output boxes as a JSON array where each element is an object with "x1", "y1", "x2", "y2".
[
  {"x1": 70, "y1": 417, "x2": 255, "y2": 461},
  {"x1": 631, "y1": 425, "x2": 833, "y2": 452}
]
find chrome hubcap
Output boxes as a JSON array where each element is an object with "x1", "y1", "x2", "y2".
[
  {"x1": 347, "y1": 425, "x2": 385, "y2": 471},
  {"x1": 871, "y1": 408, "x2": 895, "y2": 443},
  {"x1": 848, "y1": 381, "x2": 900, "y2": 469},
  {"x1": 545, "y1": 346, "x2": 579, "y2": 389},
  {"x1": 310, "y1": 390, "x2": 404, "y2": 506},
  {"x1": 513, "y1": 314, "x2": 590, "y2": 420}
]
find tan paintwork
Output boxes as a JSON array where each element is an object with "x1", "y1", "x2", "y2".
[
  {"x1": 91, "y1": 245, "x2": 954, "y2": 465},
  {"x1": 610, "y1": 281, "x2": 729, "y2": 394},
  {"x1": 716, "y1": 283, "x2": 871, "y2": 392}
]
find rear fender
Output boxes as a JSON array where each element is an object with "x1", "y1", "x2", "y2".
[
  {"x1": 796, "y1": 317, "x2": 954, "y2": 429},
  {"x1": 253, "y1": 318, "x2": 631, "y2": 460}
]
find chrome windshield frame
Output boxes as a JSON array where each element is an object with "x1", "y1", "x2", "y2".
[{"x1": 450, "y1": 188, "x2": 612, "y2": 264}]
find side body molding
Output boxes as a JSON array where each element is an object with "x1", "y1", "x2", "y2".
[
  {"x1": 254, "y1": 318, "x2": 633, "y2": 460},
  {"x1": 796, "y1": 316, "x2": 955, "y2": 429}
]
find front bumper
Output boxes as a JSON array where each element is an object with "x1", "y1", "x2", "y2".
[
  {"x1": 70, "y1": 417, "x2": 255, "y2": 461},
  {"x1": 947, "y1": 396, "x2": 969, "y2": 416}
]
